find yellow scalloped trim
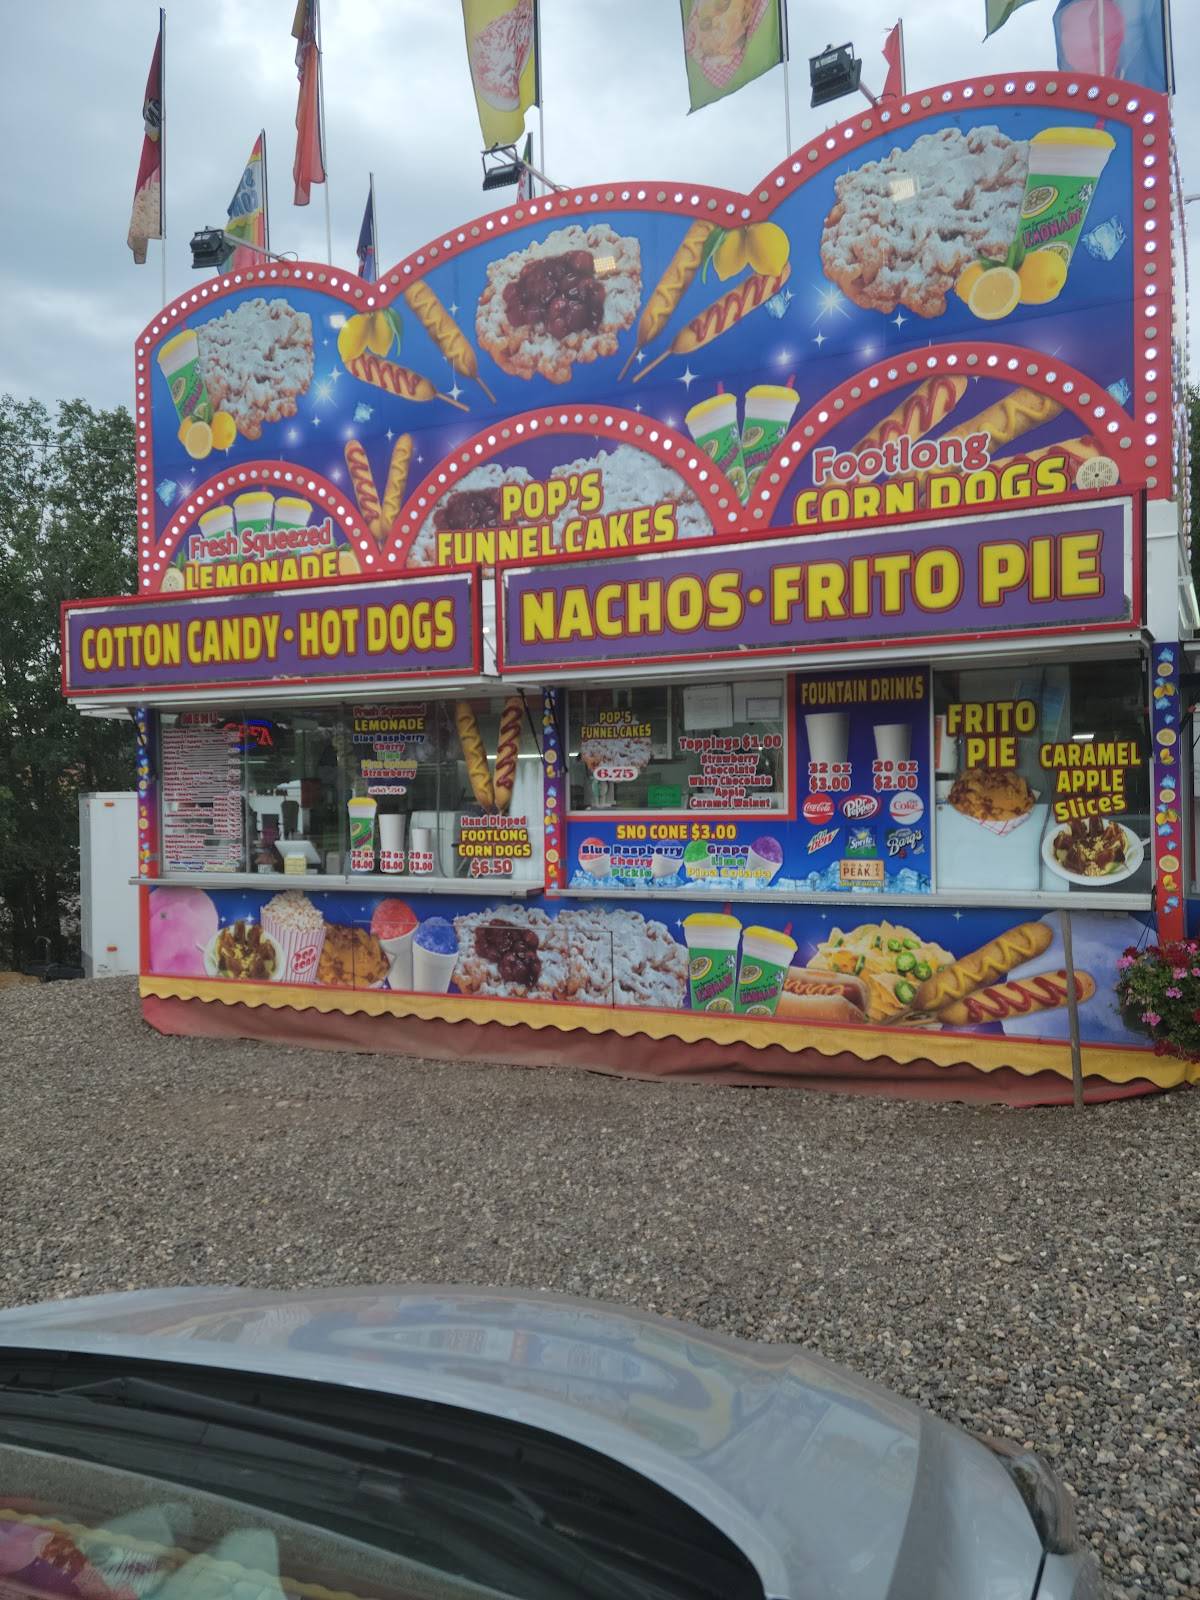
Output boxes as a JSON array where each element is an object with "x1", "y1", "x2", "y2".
[
  {"x1": 138, "y1": 976, "x2": 1193, "y2": 1088},
  {"x1": 0, "y1": 1508, "x2": 362, "y2": 1600}
]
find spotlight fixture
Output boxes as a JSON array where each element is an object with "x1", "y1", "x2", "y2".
[
  {"x1": 189, "y1": 227, "x2": 294, "y2": 270},
  {"x1": 809, "y1": 42, "x2": 862, "y2": 108},
  {"x1": 481, "y1": 145, "x2": 522, "y2": 191}
]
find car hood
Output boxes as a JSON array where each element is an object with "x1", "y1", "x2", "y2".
[{"x1": 0, "y1": 1286, "x2": 1041, "y2": 1600}]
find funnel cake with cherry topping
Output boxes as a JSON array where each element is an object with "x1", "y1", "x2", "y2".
[{"x1": 476, "y1": 224, "x2": 642, "y2": 383}]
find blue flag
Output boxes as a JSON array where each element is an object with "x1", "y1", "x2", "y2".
[
  {"x1": 1053, "y1": 0, "x2": 1172, "y2": 93},
  {"x1": 357, "y1": 185, "x2": 377, "y2": 283}
]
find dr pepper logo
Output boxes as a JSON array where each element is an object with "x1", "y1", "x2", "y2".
[
  {"x1": 841, "y1": 794, "x2": 880, "y2": 820},
  {"x1": 803, "y1": 795, "x2": 835, "y2": 826}
]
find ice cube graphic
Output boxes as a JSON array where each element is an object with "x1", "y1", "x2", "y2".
[
  {"x1": 1106, "y1": 378, "x2": 1132, "y2": 407},
  {"x1": 765, "y1": 289, "x2": 793, "y2": 320},
  {"x1": 156, "y1": 478, "x2": 178, "y2": 507},
  {"x1": 1082, "y1": 216, "x2": 1126, "y2": 261},
  {"x1": 353, "y1": 403, "x2": 374, "y2": 423}
]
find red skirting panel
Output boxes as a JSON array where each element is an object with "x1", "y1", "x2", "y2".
[{"x1": 142, "y1": 994, "x2": 1160, "y2": 1107}]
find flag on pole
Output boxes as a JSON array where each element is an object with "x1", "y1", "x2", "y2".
[
  {"x1": 293, "y1": 0, "x2": 326, "y2": 204},
  {"x1": 1053, "y1": 0, "x2": 1172, "y2": 90},
  {"x1": 984, "y1": 0, "x2": 1038, "y2": 36},
  {"x1": 679, "y1": 0, "x2": 784, "y2": 112},
  {"x1": 461, "y1": 0, "x2": 539, "y2": 147},
  {"x1": 516, "y1": 133, "x2": 534, "y2": 200},
  {"x1": 127, "y1": 11, "x2": 164, "y2": 263},
  {"x1": 356, "y1": 179, "x2": 378, "y2": 282},
  {"x1": 881, "y1": 20, "x2": 905, "y2": 98},
  {"x1": 225, "y1": 133, "x2": 268, "y2": 272}
]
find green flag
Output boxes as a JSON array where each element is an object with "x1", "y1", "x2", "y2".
[
  {"x1": 985, "y1": 0, "x2": 1039, "y2": 37},
  {"x1": 680, "y1": 0, "x2": 784, "y2": 112}
]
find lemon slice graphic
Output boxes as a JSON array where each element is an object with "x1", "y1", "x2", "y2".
[
  {"x1": 1021, "y1": 183, "x2": 1058, "y2": 219},
  {"x1": 968, "y1": 266, "x2": 1021, "y2": 322},
  {"x1": 689, "y1": 956, "x2": 713, "y2": 980},
  {"x1": 706, "y1": 996, "x2": 734, "y2": 1013}
]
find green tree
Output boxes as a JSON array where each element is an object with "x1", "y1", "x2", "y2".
[{"x1": 0, "y1": 396, "x2": 135, "y2": 968}]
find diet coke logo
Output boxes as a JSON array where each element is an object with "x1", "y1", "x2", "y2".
[
  {"x1": 803, "y1": 794, "x2": 835, "y2": 825},
  {"x1": 889, "y1": 792, "x2": 925, "y2": 824},
  {"x1": 841, "y1": 794, "x2": 880, "y2": 820}
]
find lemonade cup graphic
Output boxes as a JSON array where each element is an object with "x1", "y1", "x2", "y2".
[
  {"x1": 681, "y1": 913, "x2": 742, "y2": 1013},
  {"x1": 1017, "y1": 127, "x2": 1116, "y2": 300},
  {"x1": 156, "y1": 329, "x2": 213, "y2": 427},
  {"x1": 742, "y1": 384, "x2": 800, "y2": 494},
  {"x1": 734, "y1": 926, "x2": 798, "y2": 1017},
  {"x1": 233, "y1": 491, "x2": 275, "y2": 542},
  {"x1": 685, "y1": 393, "x2": 748, "y2": 502},
  {"x1": 273, "y1": 495, "x2": 313, "y2": 532}
]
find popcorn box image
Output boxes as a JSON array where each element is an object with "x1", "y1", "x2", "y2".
[{"x1": 261, "y1": 891, "x2": 326, "y2": 983}]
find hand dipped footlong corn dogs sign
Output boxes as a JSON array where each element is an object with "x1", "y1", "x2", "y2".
[
  {"x1": 132, "y1": 74, "x2": 1168, "y2": 595},
  {"x1": 498, "y1": 498, "x2": 1135, "y2": 670},
  {"x1": 62, "y1": 574, "x2": 479, "y2": 696}
]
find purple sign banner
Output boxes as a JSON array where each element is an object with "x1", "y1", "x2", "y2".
[
  {"x1": 63, "y1": 573, "x2": 479, "y2": 696},
  {"x1": 500, "y1": 498, "x2": 1135, "y2": 673}
]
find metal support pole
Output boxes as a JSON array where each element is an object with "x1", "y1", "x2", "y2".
[{"x1": 1059, "y1": 909, "x2": 1086, "y2": 1112}]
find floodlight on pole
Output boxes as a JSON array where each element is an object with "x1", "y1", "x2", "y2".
[
  {"x1": 189, "y1": 226, "x2": 295, "y2": 269},
  {"x1": 481, "y1": 144, "x2": 564, "y2": 193},
  {"x1": 809, "y1": 43, "x2": 864, "y2": 108}
]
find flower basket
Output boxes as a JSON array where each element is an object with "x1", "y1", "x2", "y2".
[{"x1": 1115, "y1": 940, "x2": 1200, "y2": 1062}]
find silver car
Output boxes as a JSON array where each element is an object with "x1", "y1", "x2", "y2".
[{"x1": 0, "y1": 1285, "x2": 1100, "y2": 1600}]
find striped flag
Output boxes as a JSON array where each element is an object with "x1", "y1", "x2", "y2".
[
  {"x1": 225, "y1": 133, "x2": 268, "y2": 271},
  {"x1": 1053, "y1": 0, "x2": 1173, "y2": 90},
  {"x1": 127, "y1": 11, "x2": 164, "y2": 263},
  {"x1": 293, "y1": 0, "x2": 326, "y2": 204}
]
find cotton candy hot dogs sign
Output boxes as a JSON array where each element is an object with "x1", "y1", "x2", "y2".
[{"x1": 134, "y1": 74, "x2": 1167, "y2": 595}]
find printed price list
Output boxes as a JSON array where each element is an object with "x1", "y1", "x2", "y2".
[{"x1": 161, "y1": 719, "x2": 244, "y2": 871}]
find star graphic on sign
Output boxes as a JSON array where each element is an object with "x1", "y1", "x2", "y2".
[
  {"x1": 679, "y1": 366, "x2": 698, "y2": 391},
  {"x1": 385, "y1": 428, "x2": 394, "y2": 441},
  {"x1": 812, "y1": 283, "x2": 850, "y2": 324},
  {"x1": 312, "y1": 376, "x2": 335, "y2": 407},
  {"x1": 329, "y1": 366, "x2": 341, "y2": 383},
  {"x1": 312, "y1": 415, "x2": 321, "y2": 427},
  {"x1": 633, "y1": 402, "x2": 643, "y2": 413},
  {"x1": 892, "y1": 310, "x2": 907, "y2": 331},
  {"x1": 635, "y1": 349, "x2": 645, "y2": 365},
  {"x1": 813, "y1": 331, "x2": 826, "y2": 349},
  {"x1": 449, "y1": 301, "x2": 459, "y2": 316},
  {"x1": 448, "y1": 379, "x2": 464, "y2": 404}
]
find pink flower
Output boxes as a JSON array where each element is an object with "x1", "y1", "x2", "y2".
[
  {"x1": 1191, "y1": 967, "x2": 1200, "y2": 977},
  {"x1": 1173, "y1": 967, "x2": 1188, "y2": 980},
  {"x1": 1166, "y1": 987, "x2": 1182, "y2": 999},
  {"x1": 1141, "y1": 1010, "x2": 1161, "y2": 1027},
  {"x1": 1116, "y1": 955, "x2": 1135, "y2": 970}
]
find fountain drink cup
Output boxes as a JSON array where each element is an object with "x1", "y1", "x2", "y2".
[
  {"x1": 347, "y1": 796, "x2": 377, "y2": 873},
  {"x1": 377, "y1": 813, "x2": 405, "y2": 873},
  {"x1": 873, "y1": 723, "x2": 911, "y2": 764},
  {"x1": 409, "y1": 825, "x2": 434, "y2": 876},
  {"x1": 804, "y1": 713, "x2": 850, "y2": 766},
  {"x1": 742, "y1": 384, "x2": 800, "y2": 493},
  {"x1": 681, "y1": 913, "x2": 742, "y2": 1013},
  {"x1": 233, "y1": 491, "x2": 275, "y2": 542},
  {"x1": 1019, "y1": 128, "x2": 1116, "y2": 284},
  {"x1": 684, "y1": 393, "x2": 747, "y2": 502},
  {"x1": 734, "y1": 926, "x2": 798, "y2": 1016},
  {"x1": 156, "y1": 329, "x2": 213, "y2": 427},
  {"x1": 197, "y1": 506, "x2": 234, "y2": 546},
  {"x1": 272, "y1": 495, "x2": 312, "y2": 533}
]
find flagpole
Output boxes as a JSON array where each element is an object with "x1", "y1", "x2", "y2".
[
  {"x1": 316, "y1": 0, "x2": 332, "y2": 263},
  {"x1": 781, "y1": 0, "x2": 792, "y2": 158},
  {"x1": 159, "y1": 7, "x2": 166, "y2": 307},
  {"x1": 535, "y1": 0, "x2": 544, "y2": 198},
  {"x1": 899, "y1": 17, "x2": 906, "y2": 96},
  {"x1": 261, "y1": 128, "x2": 271, "y2": 256},
  {"x1": 1097, "y1": 0, "x2": 1106, "y2": 74}
]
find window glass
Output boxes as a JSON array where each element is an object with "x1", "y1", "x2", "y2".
[
  {"x1": 567, "y1": 680, "x2": 787, "y2": 814},
  {"x1": 933, "y1": 660, "x2": 1150, "y2": 894}
]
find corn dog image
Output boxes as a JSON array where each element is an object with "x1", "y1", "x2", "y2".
[
  {"x1": 403, "y1": 281, "x2": 496, "y2": 403},
  {"x1": 492, "y1": 695, "x2": 525, "y2": 813},
  {"x1": 379, "y1": 433, "x2": 413, "y2": 538},
  {"x1": 345, "y1": 353, "x2": 469, "y2": 412},
  {"x1": 989, "y1": 435, "x2": 1109, "y2": 490},
  {"x1": 913, "y1": 922, "x2": 1053, "y2": 1012},
  {"x1": 930, "y1": 386, "x2": 1062, "y2": 457},
  {"x1": 343, "y1": 440, "x2": 382, "y2": 536},
  {"x1": 937, "y1": 969, "x2": 1095, "y2": 1026},
  {"x1": 632, "y1": 266, "x2": 791, "y2": 384},
  {"x1": 455, "y1": 700, "x2": 494, "y2": 811},
  {"x1": 846, "y1": 377, "x2": 969, "y2": 481},
  {"x1": 618, "y1": 220, "x2": 715, "y2": 381}
]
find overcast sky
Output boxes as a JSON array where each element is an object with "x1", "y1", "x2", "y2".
[{"x1": 1, "y1": 0, "x2": 1195, "y2": 412}]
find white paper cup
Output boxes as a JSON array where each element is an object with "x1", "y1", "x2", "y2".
[
  {"x1": 413, "y1": 943, "x2": 459, "y2": 993},
  {"x1": 378, "y1": 815, "x2": 405, "y2": 873},
  {"x1": 805, "y1": 713, "x2": 850, "y2": 765},
  {"x1": 873, "y1": 723, "x2": 911, "y2": 763},
  {"x1": 380, "y1": 928, "x2": 415, "y2": 990}
]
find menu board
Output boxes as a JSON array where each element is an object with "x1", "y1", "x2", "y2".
[
  {"x1": 796, "y1": 669, "x2": 931, "y2": 893},
  {"x1": 161, "y1": 715, "x2": 244, "y2": 871},
  {"x1": 351, "y1": 702, "x2": 429, "y2": 798}
]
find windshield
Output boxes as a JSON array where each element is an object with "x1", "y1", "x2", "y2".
[{"x1": 0, "y1": 1354, "x2": 764, "y2": 1600}]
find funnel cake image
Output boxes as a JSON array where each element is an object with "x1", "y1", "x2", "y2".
[{"x1": 476, "y1": 223, "x2": 642, "y2": 383}]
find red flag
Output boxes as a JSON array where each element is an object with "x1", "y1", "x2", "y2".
[
  {"x1": 881, "y1": 20, "x2": 905, "y2": 99},
  {"x1": 127, "y1": 13, "x2": 164, "y2": 263},
  {"x1": 293, "y1": 0, "x2": 325, "y2": 206}
]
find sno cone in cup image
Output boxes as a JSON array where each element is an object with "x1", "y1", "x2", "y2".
[
  {"x1": 685, "y1": 392, "x2": 748, "y2": 502},
  {"x1": 157, "y1": 329, "x2": 213, "y2": 427},
  {"x1": 261, "y1": 890, "x2": 326, "y2": 984},
  {"x1": 734, "y1": 926, "x2": 798, "y2": 1017},
  {"x1": 412, "y1": 916, "x2": 459, "y2": 993},
  {"x1": 1016, "y1": 128, "x2": 1116, "y2": 301},
  {"x1": 742, "y1": 384, "x2": 799, "y2": 494},
  {"x1": 371, "y1": 898, "x2": 418, "y2": 989},
  {"x1": 233, "y1": 490, "x2": 275, "y2": 541},
  {"x1": 682, "y1": 913, "x2": 742, "y2": 1013}
]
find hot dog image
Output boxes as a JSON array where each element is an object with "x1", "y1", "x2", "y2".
[
  {"x1": 777, "y1": 969, "x2": 869, "y2": 1025},
  {"x1": 937, "y1": 969, "x2": 1096, "y2": 1026}
]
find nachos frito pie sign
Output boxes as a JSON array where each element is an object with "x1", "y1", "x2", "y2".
[{"x1": 134, "y1": 74, "x2": 1168, "y2": 596}]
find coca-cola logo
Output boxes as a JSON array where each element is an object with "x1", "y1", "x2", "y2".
[
  {"x1": 889, "y1": 792, "x2": 925, "y2": 824},
  {"x1": 841, "y1": 794, "x2": 880, "y2": 820},
  {"x1": 807, "y1": 827, "x2": 839, "y2": 854},
  {"x1": 803, "y1": 794, "x2": 834, "y2": 825}
]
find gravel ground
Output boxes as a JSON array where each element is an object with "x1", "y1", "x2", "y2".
[{"x1": 1, "y1": 979, "x2": 1197, "y2": 1598}]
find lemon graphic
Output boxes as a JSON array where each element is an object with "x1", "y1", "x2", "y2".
[
  {"x1": 1017, "y1": 249, "x2": 1068, "y2": 306},
  {"x1": 210, "y1": 410, "x2": 237, "y2": 450},
  {"x1": 955, "y1": 262, "x2": 985, "y2": 305},
  {"x1": 1021, "y1": 184, "x2": 1058, "y2": 219},
  {"x1": 745, "y1": 1003, "x2": 773, "y2": 1016},
  {"x1": 183, "y1": 419, "x2": 213, "y2": 459},
  {"x1": 706, "y1": 996, "x2": 734, "y2": 1013},
  {"x1": 689, "y1": 956, "x2": 713, "y2": 980},
  {"x1": 967, "y1": 266, "x2": 1021, "y2": 322}
]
